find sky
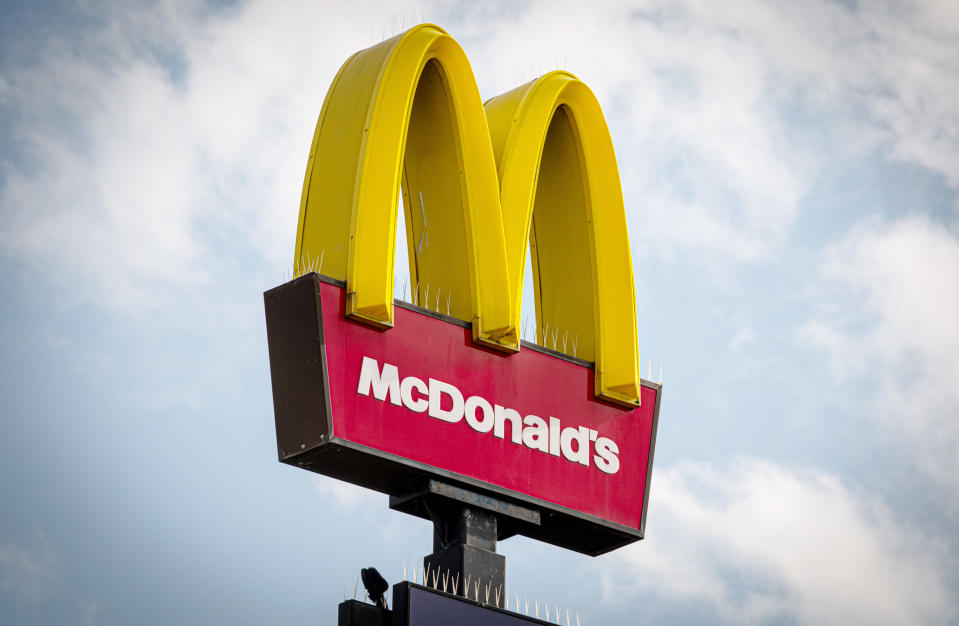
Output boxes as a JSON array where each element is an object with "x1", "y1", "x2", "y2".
[{"x1": 1, "y1": 0, "x2": 958, "y2": 624}]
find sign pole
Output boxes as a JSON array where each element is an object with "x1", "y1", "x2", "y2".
[
  {"x1": 389, "y1": 477, "x2": 542, "y2": 595},
  {"x1": 424, "y1": 505, "x2": 502, "y2": 595}
]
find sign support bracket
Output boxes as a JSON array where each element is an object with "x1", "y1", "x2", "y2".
[{"x1": 390, "y1": 479, "x2": 542, "y2": 595}]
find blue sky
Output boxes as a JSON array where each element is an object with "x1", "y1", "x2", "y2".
[{"x1": 2, "y1": 1, "x2": 958, "y2": 624}]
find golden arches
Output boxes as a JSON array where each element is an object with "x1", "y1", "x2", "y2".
[
  {"x1": 295, "y1": 24, "x2": 640, "y2": 406},
  {"x1": 295, "y1": 25, "x2": 513, "y2": 348}
]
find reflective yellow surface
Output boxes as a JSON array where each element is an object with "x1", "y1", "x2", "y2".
[{"x1": 296, "y1": 24, "x2": 641, "y2": 405}]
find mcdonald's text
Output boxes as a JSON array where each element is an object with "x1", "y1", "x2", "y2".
[{"x1": 357, "y1": 356, "x2": 621, "y2": 474}]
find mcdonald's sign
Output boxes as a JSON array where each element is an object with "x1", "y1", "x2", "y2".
[{"x1": 265, "y1": 24, "x2": 661, "y2": 555}]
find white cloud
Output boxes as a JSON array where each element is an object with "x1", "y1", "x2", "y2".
[
  {"x1": 0, "y1": 530, "x2": 58, "y2": 606},
  {"x1": 851, "y1": 2, "x2": 959, "y2": 186},
  {"x1": 3, "y1": 0, "x2": 957, "y2": 313},
  {"x1": 0, "y1": 1, "x2": 411, "y2": 310},
  {"x1": 450, "y1": 1, "x2": 806, "y2": 262},
  {"x1": 603, "y1": 458, "x2": 954, "y2": 625},
  {"x1": 312, "y1": 476, "x2": 381, "y2": 510},
  {"x1": 801, "y1": 215, "x2": 959, "y2": 492},
  {"x1": 729, "y1": 326, "x2": 757, "y2": 351},
  {"x1": 459, "y1": 0, "x2": 959, "y2": 262}
]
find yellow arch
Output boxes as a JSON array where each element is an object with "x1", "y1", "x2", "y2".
[
  {"x1": 484, "y1": 71, "x2": 640, "y2": 405},
  {"x1": 296, "y1": 24, "x2": 640, "y2": 405},
  {"x1": 295, "y1": 24, "x2": 514, "y2": 348}
]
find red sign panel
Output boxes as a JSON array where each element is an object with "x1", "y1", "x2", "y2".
[
  {"x1": 265, "y1": 275, "x2": 661, "y2": 553},
  {"x1": 323, "y1": 280, "x2": 658, "y2": 529}
]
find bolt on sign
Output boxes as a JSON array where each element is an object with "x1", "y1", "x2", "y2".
[{"x1": 264, "y1": 23, "x2": 662, "y2": 555}]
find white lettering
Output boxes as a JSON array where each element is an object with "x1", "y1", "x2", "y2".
[
  {"x1": 428, "y1": 378, "x2": 464, "y2": 423},
  {"x1": 560, "y1": 426, "x2": 591, "y2": 466},
  {"x1": 522, "y1": 415, "x2": 549, "y2": 452},
  {"x1": 465, "y1": 396, "x2": 495, "y2": 433},
  {"x1": 400, "y1": 376, "x2": 429, "y2": 413},
  {"x1": 357, "y1": 356, "x2": 401, "y2": 405},
  {"x1": 593, "y1": 437, "x2": 620, "y2": 474},
  {"x1": 354, "y1": 357, "x2": 620, "y2": 475},
  {"x1": 493, "y1": 405, "x2": 523, "y2": 444},
  {"x1": 548, "y1": 417, "x2": 561, "y2": 456}
]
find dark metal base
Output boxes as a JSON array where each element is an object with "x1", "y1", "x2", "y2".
[
  {"x1": 390, "y1": 480, "x2": 541, "y2": 542},
  {"x1": 392, "y1": 480, "x2": 517, "y2": 595},
  {"x1": 425, "y1": 543, "x2": 505, "y2": 600}
]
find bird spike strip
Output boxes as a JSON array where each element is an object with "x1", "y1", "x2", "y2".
[{"x1": 389, "y1": 562, "x2": 583, "y2": 622}]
